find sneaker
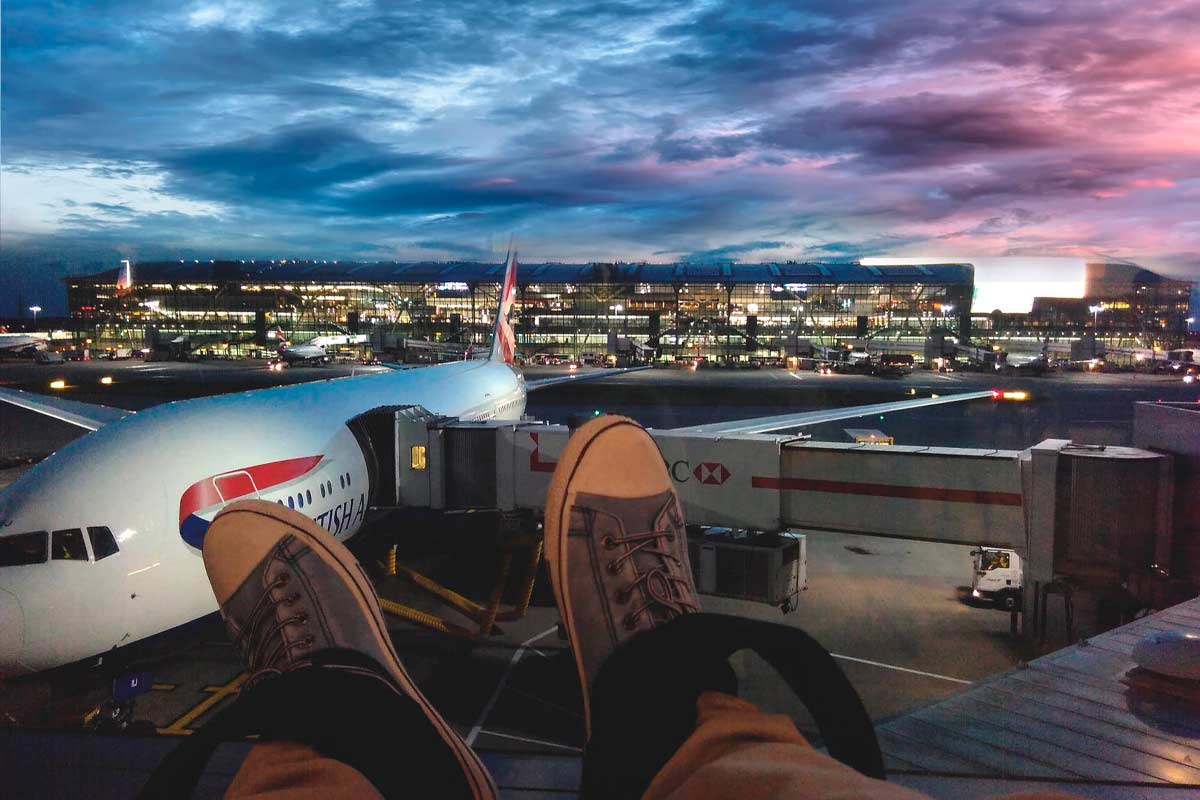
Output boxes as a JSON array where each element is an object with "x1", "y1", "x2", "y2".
[
  {"x1": 203, "y1": 499, "x2": 497, "y2": 799},
  {"x1": 543, "y1": 416, "x2": 700, "y2": 735}
]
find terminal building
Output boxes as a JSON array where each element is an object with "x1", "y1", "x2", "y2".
[{"x1": 64, "y1": 260, "x2": 975, "y2": 362}]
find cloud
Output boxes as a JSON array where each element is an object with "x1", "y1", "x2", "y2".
[{"x1": 0, "y1": 0, "x2": 1196, "y2": 317}]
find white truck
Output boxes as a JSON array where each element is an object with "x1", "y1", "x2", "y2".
[{"x1": 970, "y1": 547, "x2": 1022, "y2": 611}]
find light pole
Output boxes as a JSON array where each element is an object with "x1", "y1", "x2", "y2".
[
  {"x1": 1089, "y1": 304, "x2": 1103, "y2": 329},
  {"x1": 29, "y1": 305, "x2": 41, "y2": 323}
]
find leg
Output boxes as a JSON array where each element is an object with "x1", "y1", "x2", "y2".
[
  {"x1": 141, "y1": 501, "x2": 497, "y2": 800},
  {"x1": 541, "y1": 416, "x2": 913, "y2": 800},
  {"x1": 226, "y1": 742, "x2": 379, "y2": 800}
]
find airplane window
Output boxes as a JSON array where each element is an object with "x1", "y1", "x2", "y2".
[
  {"x1": 87, "y1": 526, "x2": 119, "y2": 560},
  {"x1": 320, "y1": 484, "x2": 325, "y2": 498},
  {"x1": 287, "y1": 496, "x2": 294, "y2": 509},
  {"x1": 0, "y1": 531, "x2": 48, "y2": 566},
  {"x1": 327, "y1": 481, "x2": 333, "y2": 495},
  {"x1": 306, "y1": 490, "x2": 312, "y2": 504},
  {"x1": 52, "y1": 528, "x2": 88, "y2": 561},
  {"x1": 346, "y1": 474, "x2": 352, "y2": 487},
  {"x1": 339, "y1": 475, "x2": 345, "y2": 489},
  {"x1": 297, "y1": 493, "x2": 304, "y2": 509}
]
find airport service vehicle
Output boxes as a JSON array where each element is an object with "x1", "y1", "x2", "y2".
[
  {"x1": 33, "y1": 350, "x2": 65, "y2": 365},
  {"x1": 970, "y1": 547, "x2": 1023, "y2": 610},
  {"x1": 0, "y1": 250, "x2": 1002, "y2": 676}
]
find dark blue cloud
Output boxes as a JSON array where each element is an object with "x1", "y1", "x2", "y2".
[{"x1": 0, "y1": 0, "x2": 1197, "y2": 318}]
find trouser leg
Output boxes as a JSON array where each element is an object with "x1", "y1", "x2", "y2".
[
  {"x1": 642, "y1": 692, "x2": 928, "y2": 800},
  {"x1": 581, "y1": 613, "x2": 887, "y2": 800},
  {"x1": 226, "y1": 741, "x2": 381, "y2": 800},
  {"x1": 142, "y1": 651, "x2": 480, "y2": 799}
]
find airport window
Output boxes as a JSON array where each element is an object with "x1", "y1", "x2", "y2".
[
  {"x1": 0, "y1": 531, "x2": 48, "y2": 566},
  {"x1": 87, "y1": 526, "x2": 119, "y2": 560},
  {"x1": 52, "y1": 528, "x2": 88, "y2": 561},
  {"x1": 287, "y1": 496, "x2": 294, "y2": 509},
  {"x1": 411, "y1": 445, "x2": 427, "y2": 470}
]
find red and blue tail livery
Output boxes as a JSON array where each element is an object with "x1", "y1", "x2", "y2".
[{"x1": 178, "y1": 455, "x2": 323, "y2": 547}]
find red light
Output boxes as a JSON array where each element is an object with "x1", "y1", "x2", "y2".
[{"x1": 991, "y1": 390, "x2": 1001, "y2": 399}]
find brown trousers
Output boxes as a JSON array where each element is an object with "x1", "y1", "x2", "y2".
[{"x1": 226, "y1": 692, "x2": 1074, "y2": 800}]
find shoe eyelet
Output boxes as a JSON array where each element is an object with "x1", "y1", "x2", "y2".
[
  {"x1": 297, "y1": 613, "x2": 309, "y2": 624},
  {"x1": 607, "y1": 561, "x2": 620, "y2": 575},
  {"x1": 301, "y1": 636, "x2": 315, "y2": 647},
  {"x1": 276, "y1": 573, "x2": 290, "y2": 586},
  {"x1": 602, "y1": 536, "x2": 617, "y2": 550},
  {"x1": 622, "y1": 614, "x2": 637, "y2": 630}
]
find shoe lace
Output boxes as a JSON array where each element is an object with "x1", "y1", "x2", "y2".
[
  {"x1": 603, "y1": 515, "x2": 698, "y2": 629},
  {"x1": 235, "y1": 573, "x2": 315, "y2": 673}
]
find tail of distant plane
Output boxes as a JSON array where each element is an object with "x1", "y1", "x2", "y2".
[{"x1": 489, "y1": 245, "x2": 518, "y2": 364}]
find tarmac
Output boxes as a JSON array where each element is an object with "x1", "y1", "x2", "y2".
[{"x1": 0, "y1": 357, "x2": 1195, "y2": 756}]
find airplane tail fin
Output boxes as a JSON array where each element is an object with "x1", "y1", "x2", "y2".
[{"x1": 489, "y1": 244, "x2": 518, "y2": 364}]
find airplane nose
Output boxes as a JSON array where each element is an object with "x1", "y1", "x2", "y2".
[{"x1": 0, "y1": 588, "x2": 26, "y2": 676}]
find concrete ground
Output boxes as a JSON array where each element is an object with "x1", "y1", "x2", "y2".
[{"x1": 0, "y1": 359, "x2": 1191, "y2": 752}]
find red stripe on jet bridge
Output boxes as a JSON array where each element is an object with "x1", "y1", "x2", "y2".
[
  {"x1": 750, "y1": 476, "x2": 1022, "y2": 506},
  {"x1": 528, "y1": 432, "x2": 557, "y2": 473}
]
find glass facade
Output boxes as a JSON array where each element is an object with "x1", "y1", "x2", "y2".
[{"x1": 66, "y1": 260, "x2": 975, "y2": 362}]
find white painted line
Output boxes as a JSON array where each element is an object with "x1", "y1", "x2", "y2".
[
  {"x1": 477, "y1": 728, "x2": 582, "y2": 753},
  {"x1": 465, "y1": 625, "x2": 559, "y2": 746},
  {"x1": 830, "y1": 653, "x2": 972, "y2": 685}
]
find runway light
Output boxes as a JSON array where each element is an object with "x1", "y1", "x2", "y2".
[
  {"x1": 593, "y1": 409, "x2": 602, "y2": 416},
  {"x1": 991, "y1": 390, "x2": 1001, "y2": 399},
  {"x1": 49, "y1": 379, "x2": 66, "y2": 390},
  {"x1": 1002, "y1": 391, "x2": 1029, "y2": 401},
  {"x1": 100, "y1": 376, "x2": 113, "y2": 385},
  {"x1": 931, "y1": 393, "x2": 940, "y2": 399}
]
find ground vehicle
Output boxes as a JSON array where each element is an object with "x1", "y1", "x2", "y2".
[
  {"x1": 970, "y1": 547, "x2": 1022, "y2": 610},
  {"x1": 102, "y1": 348, "x2": 133, "y2": 360},
  {"x1": 33, "y1": 350, "x2": 65, "y2": 365},
  {"x1": 63, "y1": 348, "x2": 87, "y2": 362}
]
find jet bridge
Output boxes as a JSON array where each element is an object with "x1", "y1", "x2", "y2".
[{"x1": 376, "y1": 411, "x2": 1176, "y2": 639}]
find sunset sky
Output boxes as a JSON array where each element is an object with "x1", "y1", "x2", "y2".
[{"x1": 2, "y1": 1, "x2": 1198, "y2": 315}]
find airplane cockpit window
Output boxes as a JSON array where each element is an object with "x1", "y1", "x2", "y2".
[
  {"x1": 0, "y1": 531, "x2": 48, "y2": 566},
  {"x1": 52, "y1": 528, "x2": 88, "y2": 561},
  {"x1": 87, "y1": 526, "x2": 119, "y2": 560}
]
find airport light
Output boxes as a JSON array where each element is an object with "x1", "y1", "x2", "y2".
[
  {"x1": 1089, "y1": 304, "x2": 1104, "y2": 328},
  {"x1": 100, "y1": 376, "x2": 113, "y2": 385},
  {"x1": 29, "y1": 305, "x2": 41, "y2": 321},
  {"x1": 49, "y1": 379, "x2": 66, "y2": 390}
]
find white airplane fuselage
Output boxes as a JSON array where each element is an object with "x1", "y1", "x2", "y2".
[{"x1": 0, "y1": 359, "x2": 525, "y2": 676}]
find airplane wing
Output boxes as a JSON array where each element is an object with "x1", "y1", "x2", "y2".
[
  {"x1": 0, "y1": 387, "x2": 133, "y2": 431},
  {"x1": 526, "y1": 366, "x2": 650, "y2": 391},
  {"x1": 668, "y1": 390, "x2": 997, "y2": 435}
]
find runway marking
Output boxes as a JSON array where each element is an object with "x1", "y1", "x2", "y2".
[
  {"x1": 466, "y1": 625, "x2": 558, "y2": 746},
  {"x1": 830, "y1": 653, "x2": 971, "y2": 685},
  {"x1": 477, "y1": 728, "x2": 582, "y2": 753},
  {"x1": 157, "y1": 672, "x2": 248, "y2": 736}
]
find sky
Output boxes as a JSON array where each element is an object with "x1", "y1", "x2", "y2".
[{"x1": 2, "y1": 0, "x2": 1198, "y2": 316}]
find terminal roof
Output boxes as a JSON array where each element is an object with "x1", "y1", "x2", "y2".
[{"x1": 68, "y1": 260, "x2": 974, "y2": 286}]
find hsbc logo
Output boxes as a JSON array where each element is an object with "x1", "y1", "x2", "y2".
[{"x1": 670, "y1": 459, "x2": 732, "y2": 486}]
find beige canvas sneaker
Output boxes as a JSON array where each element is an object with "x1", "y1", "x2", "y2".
[
  {"x1": 543, "y1": 415, "x2": 700, "y2": 736},
  {"x1": 203, "y1": 499, "x2": 497, "y2": 800}
]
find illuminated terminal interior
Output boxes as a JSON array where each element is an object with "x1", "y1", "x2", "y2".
[
  {"x1": 59, "y1": 259, "x2": 1191, "y2": 362},
  {"x1": 66, "y1": 260, "x2": 974, "y2": 361}
]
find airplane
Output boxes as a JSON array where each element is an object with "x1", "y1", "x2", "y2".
[
  {"x1": 0, "y1": 332, "x2": 49, "y2": 356},
  {"x1": 0, "y1": 249, "x2": 999, "y2": 677},
  {"x1": 273, "y1": 328, "x2": 370, "y2": 367}
]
